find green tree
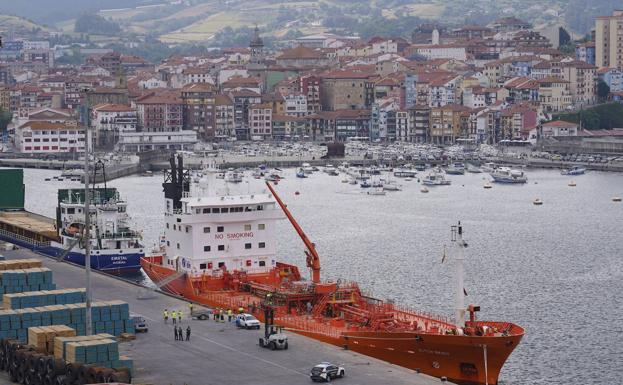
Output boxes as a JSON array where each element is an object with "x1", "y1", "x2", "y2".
[
  {"x1": 597, "y1": 79, "x2": 610, "y2": 101},
  {"x1": 0, "y1": 108, "x2": 12, "y2": 133}
]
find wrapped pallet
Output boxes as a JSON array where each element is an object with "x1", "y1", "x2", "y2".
[
  {"x1": 28, "y1": 325, "x2": 76, "y2": 354},
  {"x1": 0, "y1": 259, "x2": 42, "y2": 270},
  {"x1": 54, "y1": 334, "x2": 115, "y2": 360}
]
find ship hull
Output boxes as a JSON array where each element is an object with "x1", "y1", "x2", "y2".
[
  {"x1": 343, "y1": 330, "x2": 521, "y2": 385},
  {"x1": 0, "y1": 231, "x2": 142, "y2": 274},
  {"x1": 141, "y1": 257, "x2": 522, "y2": 385}
]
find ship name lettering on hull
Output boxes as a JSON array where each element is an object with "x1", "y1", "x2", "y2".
[{"x1": 418, "y1": 348, "x2": 450, "y2": 356}]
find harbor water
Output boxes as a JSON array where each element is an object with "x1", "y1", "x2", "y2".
[{"x1": 17, "y1": 167, "x2": 623, "y2": 385}]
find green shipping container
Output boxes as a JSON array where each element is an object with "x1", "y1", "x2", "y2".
[{"x1": 0, "y1": 169, "x2": 25, "y2": 210}]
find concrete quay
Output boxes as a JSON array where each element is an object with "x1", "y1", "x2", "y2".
[
  {"x1": 0, "y1": 249, "x2": 450, "y2": 385},
  {"x1": 0, "y1": 158, "x2": 140, "y2": 183}
]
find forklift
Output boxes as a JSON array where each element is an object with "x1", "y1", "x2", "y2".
[{"x1": 258, "y1": 301, "x2": 288, "y2": 350}]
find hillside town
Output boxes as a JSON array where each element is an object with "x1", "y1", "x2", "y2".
[{"x1": 1, "y1": 12, "x2": 623, "y2": 157}]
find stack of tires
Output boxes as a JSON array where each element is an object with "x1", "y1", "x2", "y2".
[{"x1": 0, "y1": 339, "x2": 131, "y2": 385}]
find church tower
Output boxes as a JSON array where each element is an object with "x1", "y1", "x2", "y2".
[{"x1": 248, "y1": 26, "x2": 265, "y2": 69}]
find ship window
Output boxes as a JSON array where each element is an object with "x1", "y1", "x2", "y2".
[
  {"x1": 244, "y1": 224, "x2": 251, "y2": 231},
  {"x1": 259, "y1": 242, "x2": 265, "y2": 248},
  {"x1": 203, "y1": 208, "x2": 210, "y2": 213},
  {"x1": 61, "y1": 208, "x2": 66, "y2": 213},
  {"x1": 166, "y1": 241, "x2": 170, "y2": 246},
  {"x1": 217, "y1": 226, "x2": 224, "y2": 233},
  {"x1": 203, "y1": 226, "x2": 210, "y2": 233},
  {"x1": 259, "y1": 260, "x2": 266, "y2": 267},
  {"x1": 258, "y1": 224, "x2": 265, "y2": 230},
  {"x1": 77, "y1": 209, "x2": 82, "y2": 213},
  {"x1": 213, "y1": 208, "x2": 220, "y2": 214},
  {"x1": 245, "y1": 206, "x2": 252, "y2": 212},
  {"x1": 196, "y1": 209, "x2": 200, "y2": 214},
  {"x1": 185, "y1": 226, "x2": 190, "y2": 233},
  {"x1": 176, "y1": 218, "x2": 181, "y2": 222},
  {"x1": 166, "y1": 223, "x2": 169, "y2": 229},
  {"x1": 245, "y1": 243, "x2": 252, "y2": 249},
  {"x1": 257, "y1": 205, "x2": 264, "y2": 211},
  {"x1": 221, "y1": 208, "x2": 229, "y2": 213},
  {"x1": 200, "y1": 263, "x2": 207, "y2": 270},
  {"x1": 67, "y1": 208, "x2": 75, "y2": 214},
  {"x1": 173, "y1": 224, "x2": 177, "y2": 230},
  {"x1": 176, "y1": 243, "x2": 180, "y2": 249},
  {"x1": 218, "y1": 245, "x2": 225, "y2": 251},
  {"x1": 218, "y1": 262, "x2": 225, "y2": 268},
  {"x1": 204, "y1": 245, "x2": 211, "y2": 252}
]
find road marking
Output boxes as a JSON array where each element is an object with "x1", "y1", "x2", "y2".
[{"x1": 193, "y1": 333, "x2": 308, "y2": 377}]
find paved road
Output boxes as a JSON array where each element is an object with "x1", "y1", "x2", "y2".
[{"x1": 0, "y1": 249, "x2": 449, "y2": 385}]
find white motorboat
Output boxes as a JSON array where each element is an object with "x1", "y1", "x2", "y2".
[
  {"x1": 323, "y1": 165, "x2": 339, "y2": 176},
  {"x1": 481, "y1": 162, "x2": 497, "y2": 173},
  {"x1": 490, "y1": 167, "x2": 527, "y2": 184},
  {"x1": 422, "y1": 169, "x2": 451, "y2": 186},
  {"x1": 466, "y1": 164, "x2": 482, "y2": 173},
  {"x1": 445, "y1": 162, "x2": 465, "y2": 175},
  {"x1": 393, "y1": 168, "x2": 417, "y2": 178},
  {"x1": 301, "y1": 163, "x2": 314, "y2": 174},
  {"x1": 383, "y1": 183, "x2": 401, "y2": 191},
  {"x1": 366, "y1": 187, "x2": 386, "y2": 196}
]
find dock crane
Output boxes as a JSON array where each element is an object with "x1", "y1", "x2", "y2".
[{"x1": 265, "y1": 182, "x2": 321, "y2": 284}]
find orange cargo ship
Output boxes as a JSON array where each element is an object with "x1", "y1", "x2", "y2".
[{"x1": 141, "y1": 157, "x2": 523, "y2": 385}]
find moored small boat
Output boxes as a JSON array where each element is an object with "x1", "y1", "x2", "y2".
[{"x1": 490, "y1": 167, "x2": 527, "y2": 184}]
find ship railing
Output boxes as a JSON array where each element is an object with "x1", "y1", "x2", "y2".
[
  {"x1": 0, "y1": 228, "x2": 51, "y2": 248},
  {"x1": 276, "y1": 314, "x2": 343, "y2": 339},
  {"x1": 393, "y1": 304, "x2": 454, "y2": 326}
]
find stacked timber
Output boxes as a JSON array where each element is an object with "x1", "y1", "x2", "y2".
[
  {"x1": 0, "y1": 259, "x2": 42, "y2": 270},
  {"x1": 3, "y1": 288, "x2": 86, "y2": 309},
  {"x1": 27, "y1": 325, "x2": 76, "y2": 354},
  {"x1": 0, "y1": 268, "x2": 55, "y2": 294},
  {"x1": 0, "y1": 301, "x2": 134, "y2": 342}
]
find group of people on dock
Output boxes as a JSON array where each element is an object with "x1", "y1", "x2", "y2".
[{"x1": 163, "y1": 306, "x2": 191, "y2": 341}]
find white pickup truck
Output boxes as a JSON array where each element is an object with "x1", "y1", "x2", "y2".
[{"x1": 235, "y1": 313, "x2": 261, "y2": 329}]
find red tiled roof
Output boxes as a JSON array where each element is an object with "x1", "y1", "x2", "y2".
[{"x1": 542, "y1": 120, "x2": 577, "y2": 127}]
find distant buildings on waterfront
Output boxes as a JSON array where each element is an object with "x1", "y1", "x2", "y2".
[{"x1": 2, "y1": 11, "x2": 623, "y2": 155}]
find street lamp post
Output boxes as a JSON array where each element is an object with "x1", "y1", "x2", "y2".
[{"x1": 81, "y1": 92, "x2": 93, "y2": 336}]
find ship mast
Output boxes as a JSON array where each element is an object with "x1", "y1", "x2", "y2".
[
  {"x1": 451, "y1": 222, "x2": 466, "y2": 328},
  {"x1": 265, "y1": 182, "x2": 321, "y2": 283}
]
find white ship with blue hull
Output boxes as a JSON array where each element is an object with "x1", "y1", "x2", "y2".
[{"x1": 0, "y1": 179, "x2": 144, "y2": 275}]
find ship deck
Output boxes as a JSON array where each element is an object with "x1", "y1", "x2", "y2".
[
  {"x1": 0, "y1": 248, "x2": 453, "y2": 385},
  {"x1": 0, "y1": 210, "x2": 57, "y2": 238}
]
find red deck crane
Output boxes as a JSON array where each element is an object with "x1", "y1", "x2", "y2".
[{"x1": 265, "y1": 182, "x2": 321, "y2": 283}]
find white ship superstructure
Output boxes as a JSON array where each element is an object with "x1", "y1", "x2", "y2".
[{"x1": 160, "y1": 163, "x2": 284, "y2": 277}]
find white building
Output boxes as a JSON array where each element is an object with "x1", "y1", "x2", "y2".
[
  {"x1": 283, "y1": 92, "x2": 308, "y2": 117},
  {"x1": 249, "y1": 103, "x2": 272, "y2": 140},
  {"x1": 541, "y1": 120, "x2": 578, "y2": 137},
  {"x1": 410, "y1": 44, "x2": 468, "y2": 61},
  {"x1": 428, "y1": 75, "x2": 461, "y2": 107},
  {"x1": 91, "y1": 104, "x2": 138, "y2": 148},
  {"x1": 16, "y1": 121, "x2": 85, "y2": 154},
  {"x1": 370, "y1": 39, "x2": 399, "y2": 55},
  {"x1": 182, "y1": 67, "x2": 216, "y2": 86},
  {"x1": 138, "y1": 76, "x2": 167, "y2": 89},
  {"x1": 116, "y1": 130, "x2": 197, "y2": 152}
]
